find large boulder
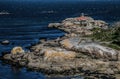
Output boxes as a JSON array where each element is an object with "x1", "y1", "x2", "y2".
[
  {"x1": 10, "y1": 46, "x2": 25, "y2": 61},
  {"x1": 11, "y1": 46, "x2": 25, "y2": 55},
  {"x1": 60, "y1": 38, "x2": 119, "y2": 60},
  {"x1": 40, "y1": 48, "x2": 76, "y2": 62}
]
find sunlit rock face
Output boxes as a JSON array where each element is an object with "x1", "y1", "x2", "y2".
[
  {"x1": 11, "y1": 46, "x2": 25, "y2": 55},
  {"x1": 40, "y1": 48, "x2": 76, "y2": 62},
  {"x1": 60, "y1": 39, "x2": 73, "y2": 49},
  {"x1": 60, "y1": 37, "x2": 119, "y2": 60}
]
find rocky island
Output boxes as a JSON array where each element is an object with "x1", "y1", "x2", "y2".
[{"x1": 1, "y1": 14, "x2": 120, "y2": 79}]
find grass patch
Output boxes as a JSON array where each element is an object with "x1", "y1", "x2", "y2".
[{"x1": 101, "y1": 43, "x2": 120, "y2": 50}]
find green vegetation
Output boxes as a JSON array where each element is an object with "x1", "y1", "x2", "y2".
[
  {"x1": 91, "y1": 26, "x2": 120, "y2": 50},
  {"x1": 91, "y1": 28, "x2": 113, "y2": 41},
  {"x1": 112, "y1": 27, "x2": 120, "y2": 45},
  {"x1": 101, "y1": 43, "x2": 120, "y2": 50}
]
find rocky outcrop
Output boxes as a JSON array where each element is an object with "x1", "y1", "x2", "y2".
[
  {"x1": 48, "y1": 15, "x2": 108, "y2": 36},
  {"x1": 60, "y1": 37, "x2": 119, "y2": 60},
  {"x1": 48, "y1": 22, "x2": 93, "y2": 36},
  {"x1": 1, "y1": 16, "x2": 120, "y2": 78},
  {"x1": 1, "y1": 37, "x2": 120, "y2": 78},
  {"x1": 3, "y1": 46, "x2": 26, "y2": 64}
]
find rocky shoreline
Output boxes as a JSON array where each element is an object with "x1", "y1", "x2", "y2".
[{"x1": 1, "y1": 15, "x2": 120, "y2": 79}]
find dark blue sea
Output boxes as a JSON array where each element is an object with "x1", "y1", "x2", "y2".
[{"x1": 0, "y1": 0, "x2": 120, "y2": 79}]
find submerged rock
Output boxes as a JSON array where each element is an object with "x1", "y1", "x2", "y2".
[{"x1": 1, "y1": 40, "x2": 10, "y2": 45}]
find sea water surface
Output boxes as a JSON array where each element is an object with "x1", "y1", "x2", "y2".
[{"x1": 0, "y1": 1, "x2": 120, "y2": 79}]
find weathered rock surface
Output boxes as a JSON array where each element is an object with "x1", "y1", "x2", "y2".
[
  {"x1": 3, "y1": 47, "x2": 26, "y2": 64},
  {"x1": 48, "y1": 15, "x2": 108, "y2": 36},
  {"x1": 60, "y1": 37, "x2": 119, "y2": 60},
  {"x1": 42, "y1": 48, "x2": 76, "y2": 61}
]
